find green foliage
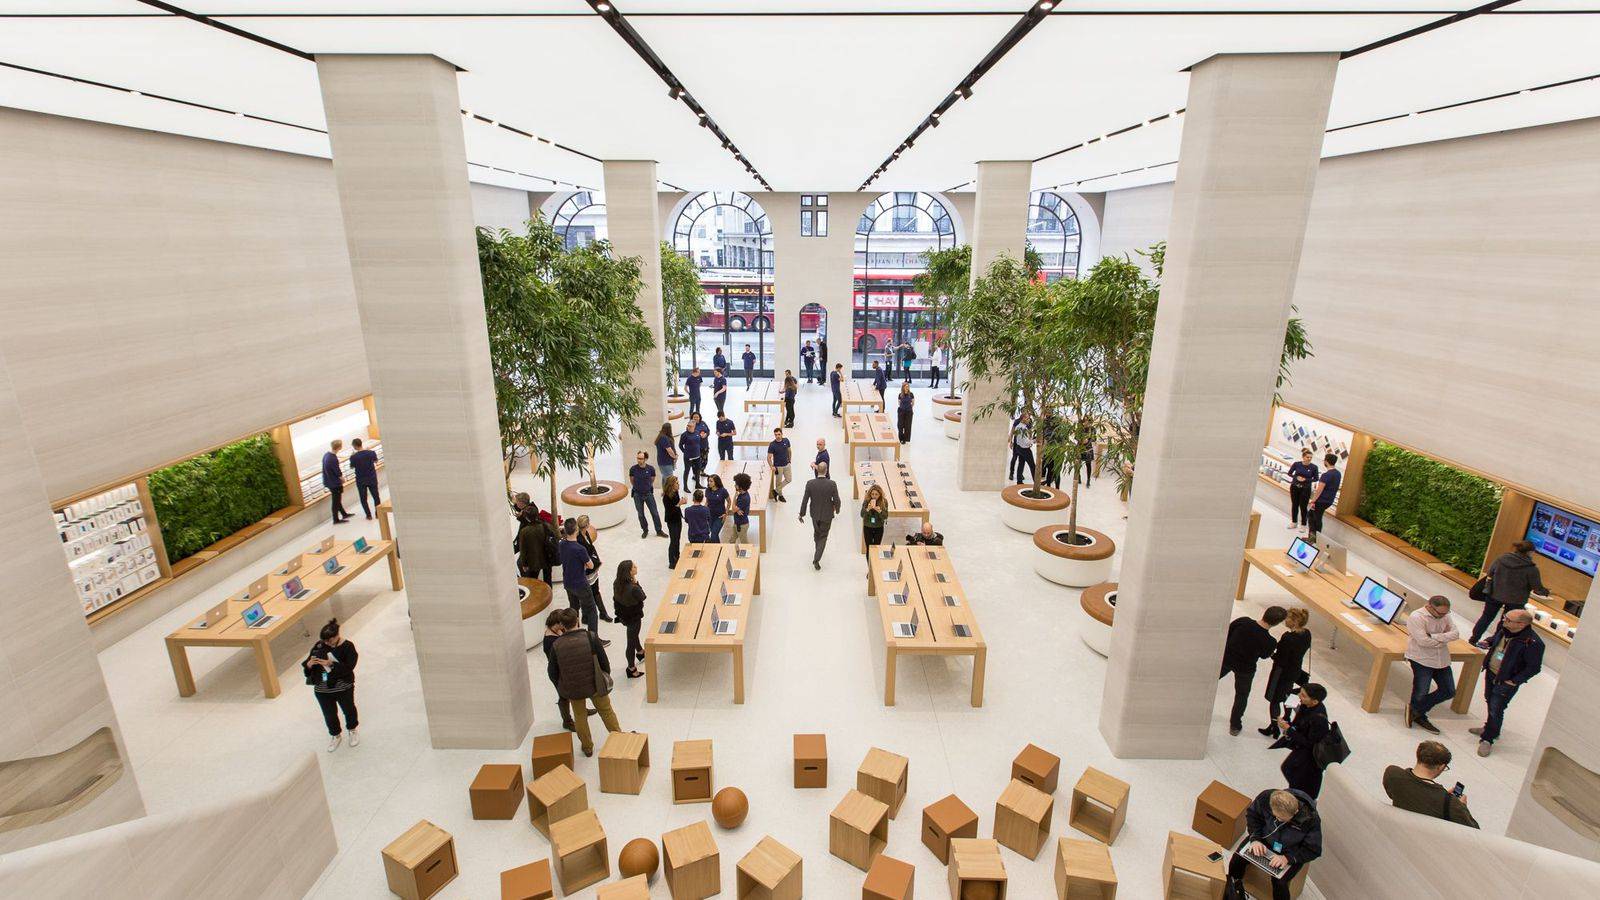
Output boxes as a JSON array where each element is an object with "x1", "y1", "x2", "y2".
[
  {"x1": 1357, "y1": 441, "x2": 1501, "y2": 576},
  {"x1": 480, "y1": 217, "x2": 653, "y2": 506},
  {"x1": 660, "y1": 241, "x2": 705, "y2": 385},
  {"x1": 913, "y1": 244, "x2": 972, "y2": 393},
  {"x1": 149, "y1": 434, "x2": 290, "y2": 564},
  {"x1": 1067, "y1": 251, "x2": 1161, "y2": 497}
]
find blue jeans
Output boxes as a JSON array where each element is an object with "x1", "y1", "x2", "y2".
[
  {"x1": 1408, "y1": 660, "x2": 1455, "y2": 719},
  {"x1": 660, "y1": 461, "x2": 675, "y2": 482},
  {"x1": 1480, "y1": 676, "x2": 1519, "y2": 743},
  {"x1": 633, "y1": 493, "x2": 662, "y2": 533}
]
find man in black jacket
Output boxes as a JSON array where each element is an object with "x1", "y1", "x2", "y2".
[
  {"x1": 1471, "y1": 540, "x2": 1550, "y2": 646},
  {"x1": 1273, "y1": 683, "x2": 1331, "y2": 797},
  {"x1": 1219, "y1": 606, "x2": 1287, "y2": 735},
  {"x1": 1470, "y1": 609, "x2": 1544, "y2": 757},
  {"x1": 1226, "y1": 788, "x2": 1322, "y2": 900},
  {"x1": 548, "y1": 608, "x2": 622, "y2": 757}
]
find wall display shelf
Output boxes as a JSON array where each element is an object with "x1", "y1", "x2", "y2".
[
  {"x1": 1259, "y1": 405, "x2": 1355, "y2": 506},
  {"x1": 277, "y1": 397, "x2": 383, "y2": 508},
  {"x1": 56, "y1": 482, "x2": 165, "y2": 617}
]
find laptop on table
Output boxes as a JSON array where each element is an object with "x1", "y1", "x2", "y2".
[
  {"x1": 892, "y1": 607, "x2": 920, "y2": 639},
  {"x1": 282, "y1": 576, "x2": 311, "y2": 601},
  {"x1": 883, "y1": 559, "x2": 904, "y2": 583},
  {"x1": 191, "y1": 602, "x2": 227, "y2": 630},
  {"x1": 323, "y1": 555, "x2": 345, "y2": 576},
  {"x1": 711, "y1": 606, "x2": 737, "y2": 636},
  {"x1": 245, "y1": 575, "x2": 270, "y2": 600},
  {"x1": 725, "y1": 556, "x2": 746, "y2": 581},
  {"x1": 279, "y1": 554, "x2": 304, "y2": 577},
  {"x1": 353, "y1": 536, "x2": 373, "y2": 554},
  {"x1": 241, "y1": 601, "x2": 276, "y2": 629},
  {"x1": 720, "y1": 582, "x2": 742, "y2": 606}
]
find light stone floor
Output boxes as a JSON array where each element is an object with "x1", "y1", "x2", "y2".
[{"x1": 96, "y1": 382, "x2": 1556, "y2": 899}]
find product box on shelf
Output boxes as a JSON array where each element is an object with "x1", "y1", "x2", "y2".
[{"x1": 57, "y1": 482, "x2": 160, "y2": 617}]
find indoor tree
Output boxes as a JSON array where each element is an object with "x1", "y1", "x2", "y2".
[
  {"x1": 660, "y1": 241, "x2": 705, "y2": 392},
  {"x1": 913, "y1": 244, "x2": 970, "y2": 399},
  {"x1": 479, "y1": 217, "x2": 653, "y2": 514}
]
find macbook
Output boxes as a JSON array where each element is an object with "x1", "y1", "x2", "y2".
[
  {"x1": 888, "y1": 591, "x2": 907, "y2": 606},
  {"x1": 720, "y1": 583, "x2": 741, "y2": 606},
  {"x1": 883, "y1": 559, "x2": 904, "y2": 583},
  {"x1": 317, "y1": 535, "x2": 336, "y2": 553},
  {"x1": 672, "y1": 592, "x2": 688, "y2": 605},
  {"x1": 711, "y1": 607, "x2": 736, "y2": 636},
  {"x1": 323, "y1": 555, "x2": 345, "y2": 576},
  {"x1": 245, "y1": 575, "x2": 269, "y2": 600},
  {"x1": 953, "y1": 623, "x2": 972, "y2": 638},
  {"x1": 241, "y1": 601, "x2": 276, "y2": 629},
  {"x1": 943, "y1": 595, "x2": 960, "y2": 607},
  {"x1": 282, "y1": 576, "x2": 311, "y2": 601},
  {"x1": 725, "y1": 557, "x2": 746, "y2": 581},
  {"x1": 892, "y1": 607, "x2": 920, "y2": 639},
  {"x1": 353, "y1": 536, "x2": 372, "y2": 554},
  {"x1": 191, "y1": 602, "x2": 227, "y2": 630},
  {"x1": 658, "y1": 620, "x2": 679, "y2": 635},
  {"x1": 279, "y1": 554, "x2": 304, "y2": 577}
]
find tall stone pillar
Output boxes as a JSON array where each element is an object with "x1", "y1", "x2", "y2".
[
  {"x1": 1099, "y1": 53, "x2": 1338, "y2": 758},
  {"x1": 317, "y1": 54, "x2": 532, "y2": 749},
  {"x1": 603, "y1": 160, "x2": 669, "y2": 476},
  {"x1": 957, "y1": 160, "x2": 1031, "y2": 492},
  {"x1": 0, "y1": 347, "x2": 144, "y2": 852}
]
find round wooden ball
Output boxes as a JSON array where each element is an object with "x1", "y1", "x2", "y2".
[
  {"x1": 618, "y1": 838, "x2": 659, "y2": 881},
  {"x1": 711, "y1": 787, "x2": 749, "y2": 829}
]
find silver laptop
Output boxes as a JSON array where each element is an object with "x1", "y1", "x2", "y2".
[
  {"x1": 315, "y1": 535, "x2": 336, "y2": 554},
  {"x1": 879, "y1": 543, "x2": 895, "y2": 560},
  {"x1": 672, "y1": 592, "x2": 688, "y2": 605},
  {"x1": 191, "y1": 602, "x2": 227, "y2": 630},
  {"x1": 725, "y1": 556, "x2": 745, "y2": 581},
  {"x1": 245, "y1": 575, "x2": 270, "y2": 600},
  {"x1": 720, "y1": 582, "x2": 741, "y2": 607},
  {"x1": 883, "y1": 558, "x2": 904, "y2": 583},
  {"x1": 943, "y1": 594, "x2": 959, "y2": 607},
  {"x1": 711, "y1": 607, "x2": 736, "y2": 636},
  {"x1": 888, "y1": 590, "x2": 907, "y2": 606},
  {"x1": 241, "y1": 601, "x2": 276, "y2": 629},
  {"x1": 279, "y1": 554, "x2": 304, "y2": 577},
  {"x1": 892, "y1": 607, "x2": 920, "y2": 639}
]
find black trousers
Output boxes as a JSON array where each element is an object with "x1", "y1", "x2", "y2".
[
  {"x1": 1220, "y1": 664, "x2": 1255, "y2": 729},
  {"x1": 1228, "y1": 854, "x2": 1302, "y2": 900},
  {"x1": 624, "y1": 619, "x2": 644, "y2": 666},
  {"x1": 718, "y1": 439, "x2": 733, "y2": 461},
  {"x1": 831, "y1": 392, "x2": 842, "y2": 416},
  {"x1": 1471, "y1": 600, "x2": 1507, "y2": 645},
  {"x1": 864, "y1": 526, "x2": 884, "y2": 549},
  {"x1": 315, "y1": 688, "x2": 358, "y2": 736},
  {"x1": 930, "y1": 365, "x2": 941, "y2": 388},
  {"x1": 688, "y1": 392, "x2": 701, "y2": 415},
  {"x1": 784, "y1": 397, "x2": 795, "y2": 427},
  {"x1": 356, "y1": 482, "x2": 381, "y2": 517},
  {"x1": 1289, "y1": 485, "x2": 1311, "y2": 526},
  {"x1": 803, "y1": 361, "x2": 814, "y2": 383},
  {"x1": 1012, "y1": 448, "x2": 1036, "y2": 484},
  {"x1": 667, "y1": 518, "x2": 682, "y2": 568},
  {"x1": 1306, "y1": 503, "x2": 1330, "y2": 541},
  {"x1": 744, "y1": 367, "x2": 754, "y2": 387},
  {"x1": 328, "y1": 485, "x2": 349, "y2": 522},
  {"x1": 714, "y1": 394, "x2": 726, "y2": 416},
  {"x1": 897, "y1": 408, "x2": 913, "y2": 443},
  {"x1": 1042, "y1": 459, "x2": 1061, "y2": 489}
]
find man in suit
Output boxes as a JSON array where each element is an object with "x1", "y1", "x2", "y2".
[
  {"x1": 349, "y1": 438, "x2": 381, "y2": 520},
  {"x1": 322, "y1": 439, "x2": 351, "y2": 524},
  {"x1": 798, "y1": 461, "x2": 841, "y2": 570}
]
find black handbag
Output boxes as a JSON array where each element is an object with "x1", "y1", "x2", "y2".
[
  {"x1": 1314, "y1": 721, "x2": 1352, "y2": 768},
  {"x1": 1469, "y1": 575, "x2": 1492, "y2": 602}
]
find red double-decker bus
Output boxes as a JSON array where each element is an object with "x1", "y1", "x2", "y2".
[{"x1": 688, "y1": 274, "x2": 942, "y2": 355}]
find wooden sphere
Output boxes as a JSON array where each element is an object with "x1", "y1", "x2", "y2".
[
  {"x1": 618, "y1": 838, "x2": 659, "y2": 881},
  {"x1": 711, "y1": 786, "x2": 749, "y2": 829},
  {"x1": 961, "y1": 882, "x2": 1002, "y2": 900}
]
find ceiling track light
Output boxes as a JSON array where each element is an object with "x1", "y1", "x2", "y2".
[
  {"x1": 595, "y1": 1, "x2": 612, "y2": 11},
  {"x1": 668, "y1": 86, "x2": 683, "y2": 100},
  {"x1": 1038, "y1": 0, "x2": 1055, "y2": 10},
  {"x1": 958, "y1": 86, "x2": 972, "y2": 100}
]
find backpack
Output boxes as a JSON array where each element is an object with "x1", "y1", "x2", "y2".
[{"x1": 1314, "y1": 721, "x2": 1352, "y2": 769}]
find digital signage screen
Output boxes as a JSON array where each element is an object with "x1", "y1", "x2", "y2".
[{"x1": 1525, "y1": 501, "x2": 1600, "y2": 578}]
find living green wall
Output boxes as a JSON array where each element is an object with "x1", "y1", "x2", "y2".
[
  {"x1": 148, "y1": 434, "x2": 291, "y2": 564},
  {"x1": 1356, "y1": 441, "x2": 1501, "y2": 576}
]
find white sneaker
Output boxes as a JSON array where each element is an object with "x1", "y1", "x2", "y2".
[
  {"x1": 348, "y1": 729, "x2": 360, "y2": 748},
  {"x1": 1287, "y1": 522, "x2": 1299, "y2": 529},
  {"x1": 327, "y1": 734, "x2": 342, "y2": 752}
]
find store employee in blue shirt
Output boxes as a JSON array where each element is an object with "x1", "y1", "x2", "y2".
[
  {"x1": 628, "y1": 451, "x2": 666, "y2": 539},
  {"x1": 812, "y1": 437, "x2": 830, "y2": 476},
  {"x1": 684, "y1": 490, "x2": 712, "y2": 543},
  {"x1": 716, "y1": 412, "x2": 737, "y2": 460},
  {"x1": 679, "y1": 422, "x2": 705, "y2": 490},
  {"x1": 741, "y1": 345, "x2": 757, "y2": 387},
  {"x1": 559, "y1": 519, "x2": 599, "y2": 633},
  {"x1": 1286, "y1": 448, "x2": 1319, "y2": 532},
  {"x1": 767, "y1": 427, "x2": 793, "y2": 503},
  {"x1": 713, "y1": 346, "x2": 728, "y2": 374},
  {"x1": 871, "y1": 360, "x2": 888, "y2": 398},
  {"x1": 322, "y1": 440, "x2": 351, "y2": 524},
  {"x1": 349, "y1": 438, "x2": 381, "y2": 520},
  {"x1": 712, "y1": 369, "x2": 729, "y2": 416},
  {"x1": 829, "y1": 363, "x2": 844, "y2": 418},
  {"x1": 1306, "y1": 453, "x2": 1341, "y2": 543},
  {"x1": 685, "y1": 366, "x2": 703, "y2": 416}
]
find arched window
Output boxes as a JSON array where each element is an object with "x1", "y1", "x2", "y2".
[
  {"x1": 670, "y1": 191, "x2": 775, "y2": 376},
  {"x1": 550, "y1": 190, "x2": 606, "y2": 250},
  {"x1": 852, "y1": 192, "x2": 956, "y2": 375},
  {"x1": 1027, "y1": 191, "x2": 1082, "y2": 282}
]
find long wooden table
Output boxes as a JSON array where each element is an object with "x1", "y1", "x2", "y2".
[
  {"x1": 733, "y1": 411, "x2": 779, "y2": 459},
  {"x1": 868, "y1": 545, "x2": 986, "y2": 707},
  {"x1": 844, "y1": 411, "x2": 900, "y2": 468},
  {"x1": 1243, "y1": 548, "x2": 1482, "y2": 714},
  {"x1": 644, "y1": 542, "x2": 762, "y2": 704},
  {"x1": 742, "y1": 380, "x2": 784, "y2": 412},
  {"x1": 166, "y1": 536, "x2": 401, "y2": 698},
  {"x1": 841, "y1": 380, "x2": 884, "y2": 413},
  {"x1": 853, "y1": 460, "x2": 930, "y2": 550},
  {"x1": 715, "y1": 459, "x2": 773, "y2": 552}
]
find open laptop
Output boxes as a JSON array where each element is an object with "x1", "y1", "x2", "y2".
[
  {"x1": 883, "y1": 558, "x2": 904, "y2": 583},
  {"x1": 241, "y1": 601, "x2": 276, "y2": 629},
  {"x1": 720, "y1": 582, "x2": 741, "y2": 607},
  {"x1": 244, "y1": 575, "x2": 270, "y2": 600},
  {"x1": 671, "y1": 590, "x2": 689, "y2": 605},
  {"x1": 953, "y1": 622, "x2": 972, "y2": 638},
  {"x1": 314, "y1": 535, "x2": 336, "y2": 554},
  {"x1": 279, "y1": 554, "x2": 304, "y2": 577},
  {"x1": 190, "y1": 602, "x2": 227, "y2": 630},
  {"x1": 710, "y1": 606, "x2": 737, "y2": 636},
  {"x1": 879, "y1": 542, "x2": 896, "y2": 560},
  {"x1": 725, "y1": 556, "x2": 746, "y2": 581},
  {"x1": 892, "y1": 607, "x2": 920, "y2": 639},
  {"x1": 353, "y1": 536, "x2": 372, "y2": 554},
  {"x1": 942, "y1": 594, "x2": 960, "y2": 607},
  {"x1": 323, "y1": 555, "x2": 345, "y2": 576},
  {"x1": 658, "y1": 618, "x2": 679, "y2": 635},
  {"x1": 282, "y1": 575, "x2": 311, "y2": 601}
]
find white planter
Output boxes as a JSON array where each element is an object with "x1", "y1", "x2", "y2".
[
  {"x1": 1080, "y1": 590, "x2": 1115, "y2": 657},
  {"x1": 560, "y1": 480, "x2": 629, "y2": 530},
  {"x1": 1000, "y1": 485, "x2": 1071, "y2": 534},
  {"x1": 520, "y1": 583, "x2": 541, "y2": 650},
  {"x1": 1032, "y1": 531, "x2": 1116, "y2": 587},
  {"x1": 944, "y1": 413, "x2": 962, "y2": 440}
]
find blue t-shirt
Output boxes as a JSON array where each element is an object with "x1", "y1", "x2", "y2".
[
  {"x1": 694, "y1": 420, "x2": 710, "y2": 440},
  {"x1": 742, "y1": 351, "x2": 756, "y2": 370},
  {"x1": 713, "y1": 375, "x2": 727, "y2": 395},
  {"x1": 801, "y1": 345, "x2": 816, "y2": 362},
  {"x1": 717, "y1": 418, "x2": 736, "y2": 443},
  {"x1": 655, "y1": 434, "x2": 676, "y2": 466},
  {"x1": 349, "y1": 449, "x2": 379, "y2": 485},
  {"x1": 767, "y1": 438, "x2": 791, "y2": 467},
  {"x1": 898, "y1": 391, "x2": 914, "y2": 413},
  {"x1": 713, "y1": 352, "x2": 728, "y2": 371},
  {"x1": 685, "y1": 374, "x2": 702, "y2": 395},
  {"x1": 559, "y1": 539, "x2": 590, "y2": 591},
  {"x1": 679, "y1": 430, "x2": 703, "y2": 459},
  {"x1": 706, "y1": 486, "x2": 729, "y2": 518},
  {"x1": 685, "y1": 505, "x2": 712, "y2": 541},
  {"x1": 734, "y1": 491, "x2": 751, "y2": 526},
  {"x1": 873, "y1": 369, "x2": 888, "y2": 391},
  {"x1": 628, "y1": 463, "x2": 655, "y2": 497},
  {"x1": 815, "y1": 449, "x2": 830, "y2": 470},
  {"x1": 829, "y1": 370, "x2": 842, "y2": 394},
  {"x1": 1314, "y1": 468, "x2": 1341, "y2": 508},
  {"x1": 1287, "y1": 460, "x2": 1319, "y2": 488},
  {"x1": 784, "y1": 382, "x2": 797, "y2": 401}
]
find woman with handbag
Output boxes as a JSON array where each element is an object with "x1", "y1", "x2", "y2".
[
  {"x1": 1470, "y1": 540, "x2": 1550, "y2": 647},
  {"x1": 612, "y1": 560, "x2": 647, "y2": 679},
  {"x1": 1259, "y1": 608, "x2": 1312, "y2": 738},
  {"x1": 547, "y1": 607, "x2": 623, "y2": 757},
  {"x1": 1270, "y1": 683, "x2": 1331, "y2": 797},
  {"x1": 302, "y1": 618, "x2": 359, "y2": 752}
]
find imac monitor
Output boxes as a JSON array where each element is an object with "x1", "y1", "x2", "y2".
[
  {"x1": 1286, "y1": 538, "x2": 1320, "y2": 571},
  {"x1": 1524, "y1": 500, "x2": 1600, "y2": 578},
  {"x1": 1351, "y1": 577, "x2": 1405, "y2": 625}
]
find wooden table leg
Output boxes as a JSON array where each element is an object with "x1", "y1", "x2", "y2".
[
  {"x1": 732, "y1": 646, "x2": 745, "y2": 704},
  {"x1": 758, "y1": 511, "x2": 767, "y2": 552},
  {"x1": 646, "y1": 646, "x2": 660, "y2": 702},
  {"x1": 1362, "y1": 653, "x2": 1391, "y2": 713},
  {"x1": 385, "y1": 544, "x2": 404, "y2": 591},
  {"x1": 167, "y1": 639, "x2": 196, "y2": 697},
  {"x1": 255, "y1": 640, "x2": 282, "y2": 698},
  {"x1": 884, "y1": 646, "x2": 898, "y2": 706},
  {"x1": 1452, "y1": 656, "x2": 1481, "y2": 715},
  {"x1": 971, "y1": 646, "x2": 987, "y2": 708}
]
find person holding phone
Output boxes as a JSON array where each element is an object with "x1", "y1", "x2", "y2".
[
  {"x1": 1271, "y1": 683, "x2": 1331, "y2": 797},
  {"x1": 1225, "y1": 789, "x2": 1322, "y2": 900},
  {"x1": 1383, "y1": 740, "x2": 1479, "y2": 828},
  {"x1": 302, "y1": 619, "x2": 359, "y2": 752},
  {"x1": 1286, "y1": 448, "x2": 1318, "y2": 532}
]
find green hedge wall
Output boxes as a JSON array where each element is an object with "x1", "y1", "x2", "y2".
[
  {"x1": 148, "y1": 434, "x2": 291, "y2": 564},
  {"x1": 1356, "y1": 441, "x2": 1501, "y2": 576}
]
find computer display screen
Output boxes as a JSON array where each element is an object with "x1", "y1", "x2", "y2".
[
  {"x1": 283, "y1": 576, "x2": 303, "y2": 598},
  {"x1": 1286, "y1": 538, "x2": 1319, "y2": 570},
  {"x1": 242, "y1": 602, "x2": 264, "y2": 624},
  {"x1": 324, "y1": 557, "x2": 339, "y2": 574},
  {"x1": 1352, "y1": 576, "x2": 1405, "y2": 625},
  {"x1": 1525, "y1": 500, "x2": 1600, "y2": 578}
]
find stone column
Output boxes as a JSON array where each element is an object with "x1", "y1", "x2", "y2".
[
  {"x1": 957, "y1": 160, "x2": 1032, "y2": 492},
  {"x1": 0, "y1": 348, "x2": 144, "y2": 852},
  {"x1": 317, "y1": 54, "x2": 532, "y2": 749},
  {"x1": 603, "y1": 160, "x2": 669, "y2": 476},
  {"x1": 1099, "y1": 53, "x2": 1339, "y2": 758}
]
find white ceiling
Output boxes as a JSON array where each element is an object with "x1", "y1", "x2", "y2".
[{"x1": 1, "y1": 2, "x2": 1597, "y2": 194}]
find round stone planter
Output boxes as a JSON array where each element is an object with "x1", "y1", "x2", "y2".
[
  {"x1": 932, "y1": 393, "x2": 963, "y2": 409},
  {"x1": 667, "y1": 393, "x2": 688, "y2": 411},
  {"x1": 667, "y1": 408, "x2": 685, "y2": 422},
  {"x1": 1000, "y1": 484, "x2": 1071, "y2": 533},
  {"x1": 560, "y1": 479, "x2": 629, "y2": 530},
  {"x1": 943, "y1": 409, "x2": 963, "y2": 440},
  {"x1": 1032, "y1": 525, "x2": 1116, "y2": 587},
  {"x1": 1079, "y1": 581, "x2": 1117, "y2": 657},
  {"x1": 518, "y1": 577, "x2": 553, "y2": 651}
]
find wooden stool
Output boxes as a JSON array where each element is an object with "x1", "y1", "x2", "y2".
[
  {"x1": 857, "y1": 747, "x2": 909, "y2": 819},
  {"x1": 527, "y1": 764, "x2": 588, "y2": 838},
  {"x1": 600, "y1": 731, "x2": 650, "y2": 794},
  {"x1": 381, "y1": 819, "x2": 458, "y2": 900},
  {"x1": 673, "y1": 739, "x2": 715, "y2": 804},
  {"x1": 663, "y1": 820, "x2": 721, "y2": 899},
  {"x1": 531, "y1": 731, "x2": 575, "y2": 779},
  {"x1": 1162, "y1": 831, "x2": 1225, "y2": 900},
  {"x1": 736, "y1": 834, "x2": 803, "y2": 900},
  {"x1": 470, "y1": 763, "x2": 525, "y2": 820},
  {"x1": 794, "y1": 733, "x2": 828, "y2": 788},
  {"x1": 1192, "y1": 780, "x2": 1251, "y2": 848},
  {"x1": 994, "y1": 779, "x2": 1054, "y2": 860},
  {"x1": 1069, "y1": 768, "x2": 1130, "y2": 845},
  {"x1": 863, "y1": 853, "x2": 915, "y2": 900},
  {"x1": 550, "y1": 808, "x2": 609, "y2": 894},
  {"x1": 947, "y1": 838, "x2": 1007, "y2": 900},
  {"x1": 1055, "y1": 838, "x2": 1116, "y2": 900},
  {"x1": 597, "y1": 875, "x2": 651, "y2": 899},
  {"x1": 922, "y1": 793, "x2": 979, "y2": 864},
  {"x1": 499, "y1": 858, "x2": 553, "y2": 900},
  {"x1": 1243, "y1": 862, "x2": 1309, "y2": 899},
  {"x1": 1012, "y1": 743, "x2": 1062, "y2": 794},
  {"x1": 830, "y1": 789, "x2": 890, "y2": 871}
]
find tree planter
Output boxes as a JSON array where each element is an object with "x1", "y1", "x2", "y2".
[
  {"x1": 667, "y1": 408, "x2": 685, "y2": 422},
  {"x1": 518, "y1": 577, "x2": 553, "y2": 650},
  {"x1": 932, "y1": 393, "x2": 963, "y2": 408},
  {"x1": 667, "y1": 393, "x2": 688, "y2": 411},
  {"x1": 1032, "y1": 525, "x2": 1115, "y2": 587},
  {"x1": 943, "y1": 409, "x2": 963, "y2": 440},
  {"x1": 560, "y1": 479, "x2": 629, "y2": 529},
  {"x1": 1079, "y1": 581, "x2": 1116, "y2": 657},
  {"x1": 1000, "y1": 483, "x2": 1071, "y2": 533}
]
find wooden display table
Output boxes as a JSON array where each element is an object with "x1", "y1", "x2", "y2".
[
  {"x1": 644, "y1": 543, "x2": 761, "y2": 704},
  {"x1": 1055, "y1": 837, "x2": 1117, "y2": 900},
  {"x1": 734, "y1": 411, "x2": 781, "y2": 458},
  {"x1": 842, "y1": 379, "x2": 885, "y2": 413},
  {"x1": 844, "y1": 411, "x2": 901, "y2": 468},
  {"x1": 375, "y1": 499, "x2": 404, "y2": 590},
  {"x1": 1243, "y1": 548, "x2": 1482, "y2": 713},
  {"x1": 716, "y1": 459, "x2": 773, "y2": 551},
  {"x1": 1162, "y1": 831, "x2": 1225, "y2": 900},
  {"x1": 165, "y1": 536, "x2": 400, "y2": 698},
  {"x1": 853, "y1": 460, "x2": 930, "y2": 551},
  {"x1": 869, "y1": 544, "x2": 987, "y2": 707},
  {"x1": 743, "y1": 379, "x2": 785, "y2": 412}
]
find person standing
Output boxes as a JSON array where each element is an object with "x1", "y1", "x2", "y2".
[
  {"x1": 730, "y1": 472, "x2": 753, "y2": 544},
  {"x1": 1305, "y1": 452, "x2": 1341, "y2": 543},
  {"x1": 559, "y1": 519, "x2": 599, "y2": 634},
  {"x1": 685, "y1": 366, "x2": 703, "y2": 417},
  {"x1": 1009, "y1": 413, "x2": 1036, "y2": 485},
  {"x1": 541, "y1": 610, "x2": 576, "y2": 731},
  {"x1": 1219, "y1": 605, "x2": 1287, "y2": 736},
  {"x1": 349, "y1": 438, "x2": 381, "y2": 520},
  {"x1": 801, "y1": 340, "x2": 817, "y2": 384},
  {"x1": 302, "y1": 618, "x2": 359, "y2": 751},
  {"x1": 829, "y1": 363, "x2": 844, "y2": 418},
  {"x1": 1404, "y1": 595, "x2": 1460, "y2": 735},
  {"x1": 799, "y1": 461, "x2": 841, "y2": 570},
  {"x1": 628, "y1": 451, "x2": 666, "y2": 539},
  {"x1": 817, "y1": 337, "x2": 829, "y2": 384},
  {"x1": 1383, "y1": 741, "x2": 1479, "y2": 828},
  {"x1": 896, "y1": 381, "x2": 914, "y2": 444},
  {"x1": 679, "y1": 421, "x2": 704, "y2": 491},
  {"x1": 685, "y1": 489, "x2": 712, "y2": 544},
  {"x1": 1469, "y1": 608, "x2": 1544, "y2": 757},
  {"x1": 1039, "y1": 412, "x2": 1063, "y2": 489},
  {"x1": 1271, "y1": 683, "x2": 1331, "y2": 797},
  {"x1": 1260, "y1": 607, "x2": 1311, "y2": 738},
  {"x1": 705, "y1": 474, "x2": 730, "y2": 543},
  {"x1": 715, "y1": 411, "x2": 736, "y2": 461},
  {"x1": 1077, "y1": 436, "x2": 1096, "y2": 489},
  {"x1": 861, "y1": 484, "x2": 888, "y2": 551},
  {"x1": 767, "y1": 427, "x2": 793, "y2": 502},
  {"x1": 1225, "y1": 789, "x2": 1322, "y2": 900},
  {"x1": 662, "y1": 475, "x2": 683, "y2": 569},
  {"x1": 713, "y1": 346, "x2": 728, "y2": 375},
  {"x1": 654, "y1": 422, "x2": 678, "y2": 482},
  {"x1": 576, "y1": 516, "x2": 613, "y2": 627},
  {"x1": 322, "y1": 439, "x2": 351, "y2": 524},
  {"x1": 1286, "y1": 448, "x2": 1318, "y2": 532},
  {"x1": 712, "y1": 368, "x2": 728, "y2": 417},
  {"x1": 612, "y1": 560, "x2": 647, "y2": 679},
  {"x1": 741, "y1": 344, "x2": 756, "y2": 387},
  {"x1": 898, "y1": 339, "x2": 916, "y2": 379},
  {"x1": 515, "y1": 511, "x2": 556, "y2": 584},
  {"x1": 1471, "y1": 540, "x2": 1550, "y2": 646},
  {"x1": 782, "y1": 370, "x2": 798, "y2": 428},
  {"x1": 812, "y1": 437, "x2": 830, "y2": 476},
  {"x1": 929, "y1": 341, "x2": 942, "y2": 389},
  {"x1": 690, "y1": 411, "x2": 711, "y2": 472},
  {"x1": 548, "y1": 608, "x2": 623, "y2": 758},
  {"x1": 871, "y1": 359, "x2": 888, "y2": 401}
]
